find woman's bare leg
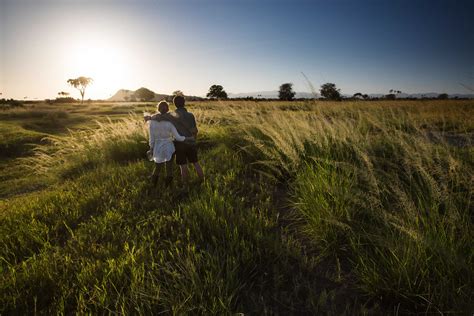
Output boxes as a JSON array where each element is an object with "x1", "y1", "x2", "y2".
[
  {"x1": 151, "y1": 162, "x2": 163, "y2": 187},
  {"x1": 165, "y1": 160, "x2": 173, "y2": 186}
]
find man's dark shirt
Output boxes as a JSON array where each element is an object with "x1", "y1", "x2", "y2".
[{"x1": 151, "y1": 107, "x2": 197, "y2": 143}]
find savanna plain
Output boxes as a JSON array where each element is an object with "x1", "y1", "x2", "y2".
[{"x1": 0, "y1": 99, "x2": 473, "y2": 315}]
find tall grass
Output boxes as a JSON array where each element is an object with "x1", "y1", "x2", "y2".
[
  {"x1": 234, "y1": 101, "x2": 474, "y2": 313},
  {"x1": 2, "y1": 107, "x2": 363, "y2": 314},
  {"x1": 23, "y1": 116, "x2": 149, "y2": 177},
  {"x1": 2, "y1": 100, "x2": 473, "y2": 314}
]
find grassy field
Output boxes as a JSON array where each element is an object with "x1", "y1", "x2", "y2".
[{"x1": 1, "y1": 100, "x2": 473, "y2": 314}]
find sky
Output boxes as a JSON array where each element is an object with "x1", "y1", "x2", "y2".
[{"x1": 0, "y1": 0, "x2": 473, "y2": 99}]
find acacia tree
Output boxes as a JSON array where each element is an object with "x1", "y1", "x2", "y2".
[
  {"x1": 278, "y1": 83, "x2": 296, "y2": 101},
  {"x1": 320, "y1": 83, "x2": 341, "y2": 100},
  {"x1": 67, "y1": 77, "x2": 93, "y2": 104},
  {"x1": 207, "y1": 85, "x2": 228, "y2": 99}
]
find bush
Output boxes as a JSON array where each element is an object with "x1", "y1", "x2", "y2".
[
  {"x1": 54, "y1": 97, "x2": 77, "y2": 103},
  {"x1": 0, "y1": 98, "x2": 24, "y2": 108}
]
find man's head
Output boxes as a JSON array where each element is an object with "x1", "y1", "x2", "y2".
[
  {"x1": 173, "y1": 95, "x2": 185, "y2": 108},
  {"x1": 157, "y1": 101, "x2": 169, "y2": 114}
]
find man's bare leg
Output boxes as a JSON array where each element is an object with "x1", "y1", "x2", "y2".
[
  {"x1": 165, "y1": 160, "x2": 173, "y2": 187},
  {"x1": 193, "y1": 162, "x2": 204, "y2": 180}
]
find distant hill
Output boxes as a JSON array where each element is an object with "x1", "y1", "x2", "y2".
[
  {"x1": 108, "y1": 89, "x2": 132, "y2": 101},
  {"x1": 228, "y1": 91, "x2": 474, "y2": 99},
  {"x1": 108, "y1": 88, "x2": 203, "y2": 102}
]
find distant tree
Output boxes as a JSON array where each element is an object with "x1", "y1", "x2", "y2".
[
  {"x1": 362, "y1": 94, "x2": 369, "y2": 100},
  {"x1": 353, "y1": 92, "x2": 363, "y2": 99},
  {"x1": 172, "y1": 90, "x2": 184, "y2": 96},
  {"x1": 386, "y1": 89, "x2": 402, "y2": 100},
  {"x1": 67, "y1": 77, "x2": 93, "y2": 104},
  {"x1": 320, "y1": 83, "x2": 341, "y2": 100},
  {"x1": 278, "y1": 83, "x2": 296, "y2": 101},
  {"x1": 55, "y1": 91, "x2": 74, "y2": 103},
  {"x1": 134, "y1": 87, "x2": 155, "y2": 101},
  {"x1": 207, "y1": 85, "x2": 228, "y2": 99},
  {"x1": 57, "y1": 91, "x2": 70, "y2": 97},
  {"x1": 0, "y1": 98, "x2": 23, "y2": 107},
  {"x1": 437, "y1": 93, "x2": 449, "y2": 100}
]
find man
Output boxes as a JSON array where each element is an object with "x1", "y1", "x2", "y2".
[{"x1": 146, "y1": 95, "x2": 204, "y2": 185}]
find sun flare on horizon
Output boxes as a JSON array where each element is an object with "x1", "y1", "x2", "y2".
[{"x1": 61, "y1": 38, "x2": 134, "y2": 99}]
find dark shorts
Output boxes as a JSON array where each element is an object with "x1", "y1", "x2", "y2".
[{"x1": 174, "y1": 142, "x2": 198, "y2": 165}]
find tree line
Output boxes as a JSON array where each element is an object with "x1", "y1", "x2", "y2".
[
  {"x1": 206, "y1": 82, "x2": 343, "y2": 100},
  {"x1": 206, "y1": 83, "x2": 453, "y2": 101},
  {"x1": 50, "y1": 76, "x2": 455, "y2": 103}
]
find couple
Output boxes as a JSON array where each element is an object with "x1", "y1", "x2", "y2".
[{"x1": 145, "y1": 95, "x2": 204, "y2": 188}]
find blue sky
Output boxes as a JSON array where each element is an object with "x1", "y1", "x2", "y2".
[{"x1": 1, "y1": 0, "x2": 473, "y2": 99}]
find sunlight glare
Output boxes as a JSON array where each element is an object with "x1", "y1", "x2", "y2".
[{"x1": 64, "y1": 38, "x2": 133, "y2": 99}]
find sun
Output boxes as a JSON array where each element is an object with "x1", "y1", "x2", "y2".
[{"x1": 64, "y1": 39, "x2": 132, "y2": 99}]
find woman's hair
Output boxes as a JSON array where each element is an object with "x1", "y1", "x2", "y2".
[{"x1": 157, "y1": 101, "x2": 169, "y2": 114}]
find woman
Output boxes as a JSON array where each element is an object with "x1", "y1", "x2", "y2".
[{"x1": 148, "y1": 101, "x2": 191, "y2": 187}]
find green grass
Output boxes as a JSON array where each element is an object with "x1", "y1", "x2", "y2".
[
  {"x1": 236, "y1": 100, "x2": 474, "y2": 313},
  {"x1": 0, "y1": 122, "x2": 48, "y2": 158},
  {"x1": 1, "y1": 139, "x2": 357, "y2": 314},
  {"x1": 1, "y1": 100, "x2": 473, "y2": 314}
]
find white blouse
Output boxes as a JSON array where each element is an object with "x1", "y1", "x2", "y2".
[{"x1": 148, "y1": 120, "x2": 186, "y2": 163}]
